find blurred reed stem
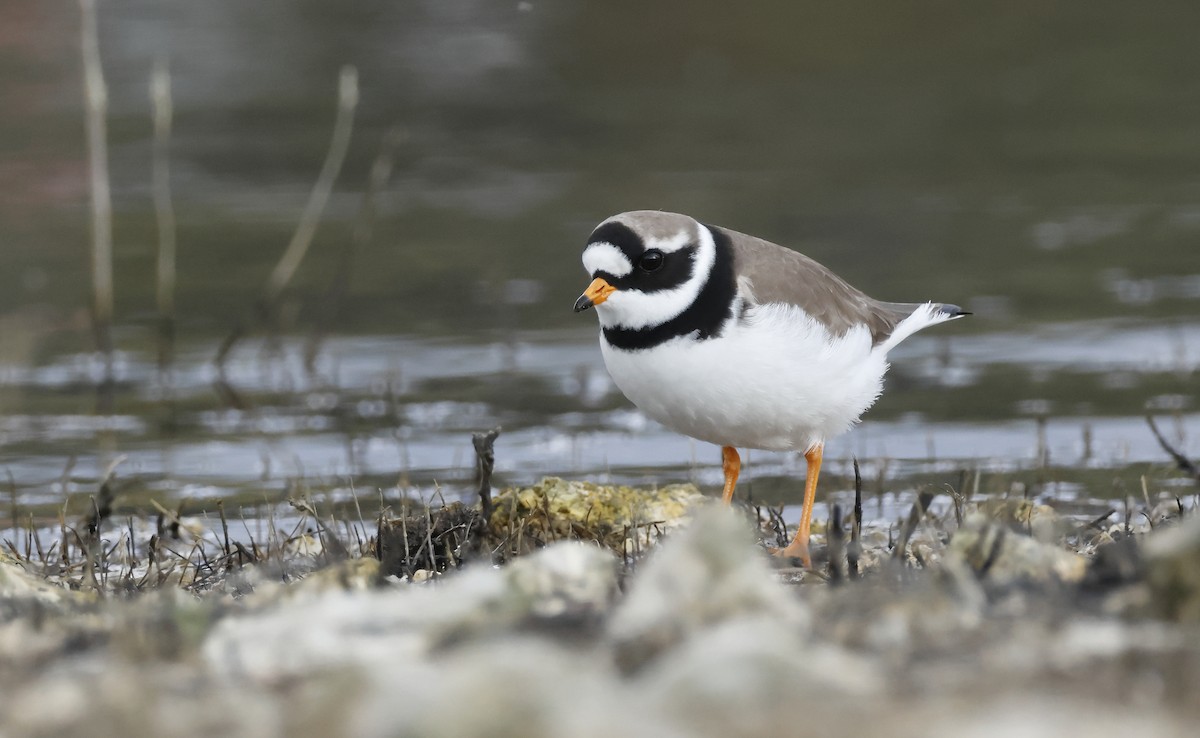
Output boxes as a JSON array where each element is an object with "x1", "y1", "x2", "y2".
[
  {"x1": 267, "y1": 66, "x2": 359, "y2": 302},
  {"x1": 151, "y1": 59, "x2": 177, "y2": 377},
  {"x1": 216, "y1": 65, "x2": 359, "y2": 373},
  {"x1": 305, "y1": 126, "x2": 403, "y2": 374},
  {"x1": 79, "y1": 0, "x2": 114, "y2": 383}
]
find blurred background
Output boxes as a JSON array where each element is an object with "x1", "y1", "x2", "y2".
[{"x1": 0, "y1": 0, "x2": 1198, "y2": 525}]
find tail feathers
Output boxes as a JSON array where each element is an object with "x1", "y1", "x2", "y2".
[
  {"x1": 877, "y1": 300, "x2": 971, "y2": 320},
  {"x1": 876, "y1": 301, "x2": 967, "y2": 354},
  {"x1": 936, "y1": 303, "x2": 971, "y2": 318}
]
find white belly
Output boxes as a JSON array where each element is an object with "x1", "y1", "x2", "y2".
[{"x1": 599, "y1": 303, "x2": 890, "y2": 451}]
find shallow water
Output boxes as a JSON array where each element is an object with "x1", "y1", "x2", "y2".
[
  {"x1": 0, "y1": 1, "x2": 1197, "y2": 530},
  {"x1": 0, "y1": 325, "x2": 1194, "y2": 526}
]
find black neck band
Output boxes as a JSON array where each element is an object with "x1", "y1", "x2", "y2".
[{"x1": 602, "y1": 225, "x2": 737, "y2": 351}]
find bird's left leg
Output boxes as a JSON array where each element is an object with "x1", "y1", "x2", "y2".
[
  {"x1": 720, "y1": 446, "x2": 740, "y2": 504},
  {"x1": 776, "y1": 443, "x2": 823, "y2": 568}
]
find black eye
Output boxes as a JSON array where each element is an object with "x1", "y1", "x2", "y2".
[{"x1": 638, "y1": 249, "x2": 665, "y2": 272}]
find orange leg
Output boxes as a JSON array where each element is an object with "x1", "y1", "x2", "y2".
[
  {"x1": 776, "y1": 443, "x2": 823, "y2": 568},
  {"x1": 720, "y1": 446, "x2": 740, "y2": 504}
]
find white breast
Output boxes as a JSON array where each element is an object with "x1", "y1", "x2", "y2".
[{"x1": 599, "y1": 303, "x2": 891, "y2": 451}]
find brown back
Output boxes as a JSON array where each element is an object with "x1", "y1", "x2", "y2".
[{"x1": 721, "y1": 226, "x2": 918, "y2": 345}]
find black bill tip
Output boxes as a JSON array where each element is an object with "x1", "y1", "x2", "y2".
[{"x1": 573, "y1": 295, "x2": 594, "y2": 313}]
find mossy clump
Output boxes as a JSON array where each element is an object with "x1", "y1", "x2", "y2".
[
  {"x1": 372, "y1": 478, "x2": 705, "y2": 578},
  {"x1": 487, "y1": 477, "x2": 705, "y2": 558}
]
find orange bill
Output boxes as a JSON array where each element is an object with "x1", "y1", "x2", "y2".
[{"x1": 573, "y1": 277, "x2": 617, "y2": 312}]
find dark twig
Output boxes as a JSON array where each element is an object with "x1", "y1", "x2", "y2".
[
  {"x1": 894, "y1": 490, "x2": 935, "y2": 563},
  {"x1": 826, "y1": 503, "x2": 844, "y2": 584},
  {"x1": 847, "y1": 458, "x2": 863, "y2": 578},
  {"x1": 756, "y1": 504, "x2": 791, "y2": 549},
  {"x1": 1147, "y1": 414, "x2": 1200, "y2": 481},
  {"x1": 1084, "y1": 508, "x2": 1117, "y2": 531},
  {"x1": 217, "y1": 500, "x2": 232, "y2": 569},
  {"x1": 473, "y1": 427, "x2": 501, "y2": 520},
  {"x1": 233, "y1": 541, "x2": 258, "y2": 565},
  {"x1": 82, "y1": 455, "x2": 124, "y2": 542},
  {"x1": 1140, "y1": 475, "x2": 1155, "y2": 529},
  {"x1": 71, "y1": 528, "x2": 104, "y2": 595},
  {"x1": 952, "y1": 469, "x2": 967, "y2": 527},
  {"x1": 6, "y1": 469, "x2": 16, "y2": 547}
]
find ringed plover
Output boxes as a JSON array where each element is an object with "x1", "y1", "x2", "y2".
[{"x1": 573, "y1": 210, "x2": 967, "y2": 566}]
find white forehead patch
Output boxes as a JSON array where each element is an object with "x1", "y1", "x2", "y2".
[{"x1": 582, "y1": 242, "x2": 633, "y2": 278}]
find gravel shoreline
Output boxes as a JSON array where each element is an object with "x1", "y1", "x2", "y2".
[{"x1": 2, "y1": 474, "x2": 1199, "y2": 737}]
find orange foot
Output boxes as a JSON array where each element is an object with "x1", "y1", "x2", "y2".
[{"x1": 769, "y1": 540, "x2": 812, "y2": 569}]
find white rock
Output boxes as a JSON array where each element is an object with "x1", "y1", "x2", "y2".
[
  {"x1": 204, "y1": 541, "x2": 618, "y2": 681},
  {"x1": 607, "y1": 505, "x2": 811, "y2": 671}
]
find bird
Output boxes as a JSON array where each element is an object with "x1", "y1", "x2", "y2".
[{"x1": 573, "y1": 210, "x2": 967, "y2": 567}]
